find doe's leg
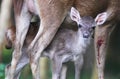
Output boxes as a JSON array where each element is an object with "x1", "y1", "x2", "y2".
[
  {"x1": 5, "y1": 55, "x2": 29, "y2": 79},
  {"x1": 94, "y1": 24, "x2": 115, "y2": 79},
  {"x1": 5, "y1": 3, "x2": 32, "y2": 79},
  {"x1": 29, "y1": 0, "x2": 73, "y2": 79}
]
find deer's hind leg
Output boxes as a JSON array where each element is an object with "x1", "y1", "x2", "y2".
[
  {"x1": 29, "y1": 0, "x2": 74, "y2": 79},
  {"x1": 5, "y1": 3, "x2": 32, "y2": 79},
  {"x1": 94, "y1": 23, "x2": 115, "y2": 79},
  {"x1": 5, "y1": 50, "x2": 29, "y2": 79}
]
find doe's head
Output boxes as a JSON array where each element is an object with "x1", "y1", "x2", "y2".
[{"x1": 70, "y1": 7, "x2": 108, "y2": 38}]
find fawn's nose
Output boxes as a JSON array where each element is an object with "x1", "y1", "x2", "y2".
[{"x1": 83, "y1": 33, "x2": 90, "y2": 38}]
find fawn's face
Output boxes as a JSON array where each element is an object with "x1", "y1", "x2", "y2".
[
  {"x1": 78, "y1": 16, "x2": 95, "y2": 38},
  {"x1": 70, "y1": 7, "x2": 108, "y2": 38}
]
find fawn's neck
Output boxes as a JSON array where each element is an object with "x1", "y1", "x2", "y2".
[{"x1": 73, "y1": 29, "x2": 91, "y2": 53}]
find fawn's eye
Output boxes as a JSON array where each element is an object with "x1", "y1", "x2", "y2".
[
  {"x1": 92, "y1": 27, "x2": 95, "y2": 30},
  {"x1": 78, "y1": 24, "x2": 82, "y2": 28}
]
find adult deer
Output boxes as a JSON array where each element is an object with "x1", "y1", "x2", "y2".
[{"x1": 6, "y1": 0, "x2": 120, "y2": 79}]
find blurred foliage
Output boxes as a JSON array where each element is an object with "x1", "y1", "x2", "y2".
[
  {"x1": 2, "y1": 48, "x2": 12, "y2": 63},
  {"x1": 0, "y1": 63, "x2": 5, "y2": 79},
  {"x1": 0, "y1": 48, "x2": 12, "y2": 79}
]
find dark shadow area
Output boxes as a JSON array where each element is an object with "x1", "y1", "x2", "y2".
[{"x1": 105, "y1": 22, "x2": 120, "y2": 79}]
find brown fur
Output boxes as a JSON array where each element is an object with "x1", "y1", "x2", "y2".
[{"x1": 5, "y1": 26, "x2": 16, "y2": 49}]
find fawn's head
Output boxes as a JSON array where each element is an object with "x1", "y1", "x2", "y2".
[{"x1": 70, "y1": 7, "x2": 108, "y2": 38}]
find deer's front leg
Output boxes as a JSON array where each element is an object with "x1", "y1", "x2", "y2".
[
  {"x1": 52, "y1": 57, "x2": 63, "y2": 79},
  {"x1": 74, "y1": 54, "x2": 84, "y2": 79},
  {"x1": 60, "y1": 65, "x2": 67, "y2": 79},
  {"x1": 5, "y1": 4, "x2": 32, "y2": 79},
  {"x1": 94, "y1": 24, "x2": 114, "y2": 79}
]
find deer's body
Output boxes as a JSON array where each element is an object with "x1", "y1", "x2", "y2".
[
  {"x1": 6, "y1": 0, "x2": 120, "y2": 79},
  {"x1": 44, "y1": 28, "x2": 91, "y2": 79}
]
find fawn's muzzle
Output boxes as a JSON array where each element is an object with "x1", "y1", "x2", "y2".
[{"x1": 83, "y1": 33, "x2": 90, "y2": 38}]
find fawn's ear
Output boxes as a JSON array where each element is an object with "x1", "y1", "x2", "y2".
[
  {"x1": 70, "y1": 7, "x2": 81, "y2": 24},
  {"x1": 95, "y1": 12, "x2": 107, "y2": 26}
]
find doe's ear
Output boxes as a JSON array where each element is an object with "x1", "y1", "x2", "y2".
[
  {"x1": 70, "y1": 7, "x2": 81, "y2": 24},
  {"x1": 95, "y1": 12, "x2": 107, "y2": 26}
]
